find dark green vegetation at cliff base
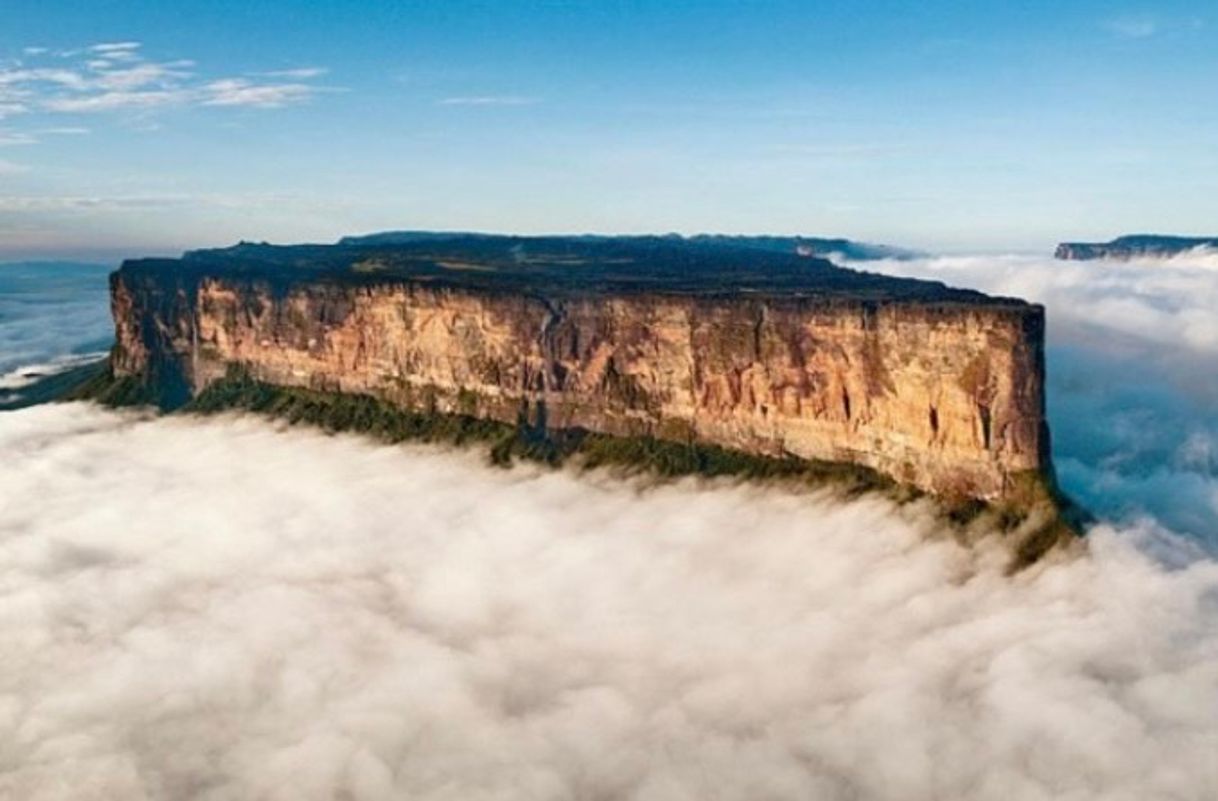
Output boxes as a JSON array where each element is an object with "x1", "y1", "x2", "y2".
[
  {"x1": 63, "y1": 361, "x2": 158, "y2": 407},
  {"x1": 69, "y1": 363, "x2": 1082, "y2": 571}
]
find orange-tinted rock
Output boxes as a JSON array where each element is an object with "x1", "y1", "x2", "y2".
[{"x1": 108, "y1": 237, "x2": 1049, "y2": 500}]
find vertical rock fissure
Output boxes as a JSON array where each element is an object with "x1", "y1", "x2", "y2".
[
  {"x1": 536, "y1": 296, "x2": 566, "y2": 397},
  {"x1": 752, "y1": 303, "x2": 767, "y2": 362}
]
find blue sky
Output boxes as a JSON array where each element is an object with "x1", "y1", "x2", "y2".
[{"x1": 1, "y1": 0, "x2": 1215, "y2": 258}]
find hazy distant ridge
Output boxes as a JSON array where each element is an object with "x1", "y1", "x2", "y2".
[{"x1": 1055, "y1": 234, "x2": 1218, "y2": 260}]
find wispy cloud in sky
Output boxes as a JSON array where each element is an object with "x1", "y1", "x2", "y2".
[
  {"x1": 263, "y1": 67, "x2": 328, "y2": 79},
  {"x1": 0, "y1": 191, "x2": 345, "y2": 214},
  {"x1": 438, "y1": 95, "x2": 540, "y2": 106},
  {"x1": 0, "y1": 131, "x2": 36, "y2": 146},
  {"x1": 0, "y1": 194, "x2": 189, "y2": 212},
  {"x1": 1103, "y1": 15, "x2": 1160, "y2": 38},
  {"x1": 201, "y1": 78, "x2": 318, "y2": 108},
  {"x1": 90, "y1": 41, "x2": 142, "y2": 54},
  {"x1": 0, "y1": 41, "x2": 328, "y2": 118},
  {"x1": 42, "y1": 89, "x2": 181, "y2": 113},
  {"x1": 1102, "y1": 13, "x2": 1206, "y2": 39}
]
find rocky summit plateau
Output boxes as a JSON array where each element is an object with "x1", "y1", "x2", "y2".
[
  {"x1": 339, "y1": 231, "x2": 922, "y2": 262},
  {"x1": 79, "y1": 232, "x2": 1066, "y2": 532}
]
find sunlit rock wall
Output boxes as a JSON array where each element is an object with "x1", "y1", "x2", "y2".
[{"x1": 111, "y1": 271, "x2": 1048, "y2": 500}]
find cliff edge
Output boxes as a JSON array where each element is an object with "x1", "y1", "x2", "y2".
[{"x1": 87, "y1": 234, "x2": 1056, "y2": 511}]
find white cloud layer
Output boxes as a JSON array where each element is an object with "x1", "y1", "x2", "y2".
[{"x1": 0, "y1": 403, "x2": 1215, "y2": 800}]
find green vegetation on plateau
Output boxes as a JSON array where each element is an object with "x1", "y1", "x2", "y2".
[{"x1": 117, "y1": 234, "x2": 1025, "y2": 306}]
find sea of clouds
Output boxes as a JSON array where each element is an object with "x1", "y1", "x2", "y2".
[
  {"x1": 2, "y1": 404, "x2": 1216, "y2": 800},
  {"x1": 0, "y1": 251, "x2": 1216, "y2": 799}
]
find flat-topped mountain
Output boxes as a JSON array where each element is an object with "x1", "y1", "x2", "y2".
[
  {"x1": 1055, "y1": 234, "x2": 1218, "y2": 260},
  {"x1": 91, "y1": 233, "x2": 1057, "y2": 524}
]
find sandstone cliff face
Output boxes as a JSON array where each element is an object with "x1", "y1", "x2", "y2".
[{"x1": 110, "y1": 266, "x2": 1048, "y2": 501}]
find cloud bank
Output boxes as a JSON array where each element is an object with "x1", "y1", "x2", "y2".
[
  {"x1": 0, "y1": 403, "x2": 1215, "y2": 800},
  {"x1": 854, "y1": 250, "x2": 1218, "y2": 545}
]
